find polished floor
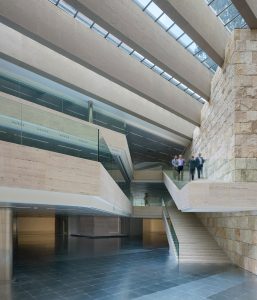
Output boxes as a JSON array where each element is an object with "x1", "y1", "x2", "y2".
[{"x1": 1, "y1": 234, "x2": 257, "y2": 300}]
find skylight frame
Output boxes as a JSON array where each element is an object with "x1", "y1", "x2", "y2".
[
  {"x1": 206, "y1": 0, "x2": 248, "y2": 31},
  {"x1": 50, "y1": 0, "x2": 207, "y2": 104},
  {"x1": 133, "y1": 0, "x2": 218, "y2": 74}
]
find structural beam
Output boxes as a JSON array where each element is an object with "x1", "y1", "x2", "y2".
[
  {"x1": 66, "y1": 0, "x2": 212, "y2": 99},
  {"x1": 231, "y1": 0, "x2": 257, "y2": 29},
  {"x1": 0, "y1": 24, "x2": 195, "y2": 144},
  {"x1": 154, "y1": 0, "x2": 229, "y2": 66},
  {"x1": 0, "y1": 0, "x2": 202, "y2": 127}
]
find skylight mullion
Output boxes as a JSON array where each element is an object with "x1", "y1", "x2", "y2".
[
  {"x1": 155, "y1": 12, "x2": 164, "y2": 22},
  {"x1": 176, "y1": 32, "x2": 185, "y2": 41},
  {"x1": 55, "y1": 0, "x2": 60, "y2": 5},
  {"x1": 185, "y1": 41, "x2": 194, "y2": 49},
  {"x1": 217, "y1": 2, "x2": 233, "y2": 17},
  {"x1": 224, "y1": 12, "x2": 240, "y2": 27},
  {"x1": 207, "y1": 0, "x2": 215, "y2": 6},
  {"x1": 143, "y1": 0, "x2": 153, "y2": 11},
  {"x1": 52, "y1": 0, "x2": 206, "y2": 105},
  {"x1": 166, "y1": 23, "x2": 175, "y2": 32}
]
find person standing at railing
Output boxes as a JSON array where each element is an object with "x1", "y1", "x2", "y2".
[
  {"x1": 171, "y1": 155, "x2": 179, "y2": 179},
  {"x1": 144, "y1": 192, "x2": 150, "y2": 206},
  {"x1": 177, "y1": 155, "x2": 185, "y2": 181},
  {"x1": 189, "y1": 156, "x2": 196, "y2": 180},
  {"x1": 195, "y1": 153, "x2": 205, "y2": 179}
]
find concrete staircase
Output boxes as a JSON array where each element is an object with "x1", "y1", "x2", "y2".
[{"x1": 166, "y1": 206, "x2": 230, "y2": 263}]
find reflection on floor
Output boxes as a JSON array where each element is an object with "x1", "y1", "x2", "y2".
[{"x1": 1, "y1": 234, "x2": 257, "y2": 300}]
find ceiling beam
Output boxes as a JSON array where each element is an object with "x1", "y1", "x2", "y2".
[
  {"x1": 0, "y1": 23, "x2": 195, "y2": 144},
  {"x1": 65, "y1": 0, "x2": 212, "y2": 99},
  {"x1": 231, "y1": 0, "x2": 257, "y2": 29},
  {"x1": 0, "y1": 0, "x2": 202, "y2": 126},
  {"x1": 154, "y1": 0, "x2": 229, "y2": 66}
]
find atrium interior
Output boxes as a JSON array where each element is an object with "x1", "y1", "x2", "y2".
[{"x1": 0, "y1": 0, "x2": 257, "y2": 299}]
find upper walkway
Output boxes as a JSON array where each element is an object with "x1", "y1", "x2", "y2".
[
  {"x1": 129, "y1": 166, "x2": 257, "y2": 212},
  {"x1": 0, "y1": 93, "x2": 132, "y2": 216},
  {"x1": 163, "y1": 169, "x2": 257, "y2": 212}
]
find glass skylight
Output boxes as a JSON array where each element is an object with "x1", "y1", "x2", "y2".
[
  {"x1": 48, "y1": 0, "x2": 206, "y2": 104},
  {"x1": 206, "y1": 0, "x2": 247, "y2": 31},
  {"x1": 133, "y1": 0, "x2": 218, "y2": 74}
]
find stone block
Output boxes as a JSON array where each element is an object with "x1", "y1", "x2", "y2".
[
  {"x1": 237, "y1": 216, "x2": 249, "y2": 229},
  {"x1": 247, "y1": 245, "x2": 257, "y2": 260},
  {"x1": 240, "y1": 229, "x2": 252, "y2": 243},
  {"x1": 248, "y1": 216, "x2": 257, "y2": 230}
]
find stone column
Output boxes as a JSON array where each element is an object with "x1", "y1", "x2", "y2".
[{"x1": 0, "y1": 208, "x2": 13, "y2": 281}]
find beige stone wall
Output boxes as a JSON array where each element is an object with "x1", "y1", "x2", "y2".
[
  {"x1": 194, "y1": 30, "x2": 257, "y2": 275},
  {"x1": 198, "y1": 211, "x2": 257, "y2": 275},
  {"x1": 192, "y1": 29, "x2": 257, "y2": 182}
]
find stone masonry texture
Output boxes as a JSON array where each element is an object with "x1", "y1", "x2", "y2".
[
  {"x1": 192, "y1": 29, "x2": 257, "y2": 182},
  {"x1": 193, "y1": 30, "x2": 257, "y2": 275}
]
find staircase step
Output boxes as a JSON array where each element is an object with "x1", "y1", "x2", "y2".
[{"x1": 164, "y1": 207, "x2": 229, "y2": 264}]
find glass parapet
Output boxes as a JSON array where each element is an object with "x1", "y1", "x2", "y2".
[
  {"x1": 163, "y1": 166, "x2": 191, "y2": 189},
  {"x1": 0, "y1": 96, "x2": 127, "y2": 188},
  {"x1": 163, "y1": 204, "x2": 179, "y2": 257}
]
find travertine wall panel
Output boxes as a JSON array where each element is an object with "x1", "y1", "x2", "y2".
[{"x1": 198, "y1": 211, "x2": 257, "y2": 275}]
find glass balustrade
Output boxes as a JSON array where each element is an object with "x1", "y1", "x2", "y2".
[
  {"x1": 163, "y1": 203, "x2": 179, "y2": 257},
  {"x1": 0, "y1": 96, "x2": 126, "y2": 188}
]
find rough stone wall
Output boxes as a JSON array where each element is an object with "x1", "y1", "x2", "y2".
[
  {"x1": 198, "y1": 211, "x2": 257, "y2": 275},
  {"x1": 192, "y1": 29, "x2": 257, "y2": 182},
  {"x1": 194, "y1": 30, "x2": 257, "y2": 275}
]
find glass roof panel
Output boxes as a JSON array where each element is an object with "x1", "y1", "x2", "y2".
[
  {"x1": 187, "y1": 42, "x2": 200, "y2": 55},
  {"x1": 119, "y1": 42, "x2": 134, "y2": 54},
  {"x1": 152, "y1": 66, "x2": 163, "y2": 74},
  {"x1": 156, "y1": 14, "x2": 174, "y2": 30},
  {"x1": 206, "y1": 0, "x2": 248, "y2": 31},
  {"x1": 49, "y1": 0, "x2": 58, "y2": 4},
  {"x1": 58, "y1": 0, "x2": 76, "y2": 16},
  {"x1": 177, "y1": 83, "x2": 187, "y2": 91},
  {"x1": 167, "y1": 24, "x2": 183, "y2": 39},
  {"x1": 203, "y1": 57, "x2": 216, "y2": 69},
  {"x1": 210, "y1": 0, "x2": 232, "y2": 15},
  {"x1": 192, "y1": 93, "x2": 201, "y2": 100},
  {"x1": 133, "y1": 0, "x2": 218, "y2": 75},
  {"x1": 106, "y1": 33, "x2": 121, "y2": 46},
  {"x1": 91, "y1": 23, "x2": 108, "y2": 37},
  {"x1": 185, "y1": 88, "x2": 194, "y2": 96},
  {"x1": 141, "y1": 59, "x2": 154, "y2": 68},
  {"x1": 145, "y1": 2, "x2": 163, "y2": 20},
  {"x1": 133, "y1": 0, "x2": 151, "y2": 9},
  {"x1": 49, "y1": 0, "x2": 205, "y2": 104},
  {"x1": 178, "y1": 34, "x2": 193, "y2": 48},
  {"x1": 170, "y1": 78, "x2": 180, "y2": 86},
  {"x1": 131, "y1": 51, "x2": 145, "y2": 61},
  {"x1": 75, "y1": 12, "x2": 93, "y2": 27},
  {"x1": 195, "y1": 50, "x2": 208, "y2": 62},
  {"x1": 161, "y1": 72, "x2": 172, "y2": 81},
  {"x1": 219, "y1": 4, "x2": 238, "y2": 24},
  {"x1": 226, "y1": 14, "x2": 246, "y2": 31}
]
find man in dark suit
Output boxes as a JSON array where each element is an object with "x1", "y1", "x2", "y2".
[{"x1": 195, "y1": 153, "x2": 204, "y2": 179}]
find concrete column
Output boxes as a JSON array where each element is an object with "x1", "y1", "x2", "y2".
[
  {"x1": 0, "y1": 208, "x2": 13, "y2": 281},
  {"x1": 88, "y1": 101, "x2": 93, "y2": 123}
]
